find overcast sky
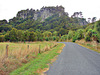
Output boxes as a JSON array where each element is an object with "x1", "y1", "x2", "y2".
[{"x1": 0, "y1": 0, "x2": 100, "y2": 21}]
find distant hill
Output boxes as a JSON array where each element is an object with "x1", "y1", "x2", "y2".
[{"x1": 0, "y1": 6, "x2": 88, "y2": 32}]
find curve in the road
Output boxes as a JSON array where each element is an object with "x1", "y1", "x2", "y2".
[{"x1": 46, "y1": 42, "x2": 100, "y2": 75}]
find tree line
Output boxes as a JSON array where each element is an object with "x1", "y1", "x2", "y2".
[{"x1": 0, "y1": 20, "x2": 100, "y2": 43}]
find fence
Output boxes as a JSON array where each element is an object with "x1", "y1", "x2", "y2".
[{"x1": 0, "y1": 42, "x2": 57, "y2": 59}]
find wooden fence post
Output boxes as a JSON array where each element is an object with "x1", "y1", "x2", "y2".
[
  {"x1": 27, "y1": 45, "x2": 29, "y2": 50},
  {"x1": 39, "y1": 45, "x2": 41, "y2": 53},
  {"x1": 6, "y1": 45, "x2": 9, "y2": 58}
]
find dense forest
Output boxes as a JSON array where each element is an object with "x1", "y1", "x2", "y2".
[{"x1": 0, "y1": 6, "x2": 99, "y2": 42}]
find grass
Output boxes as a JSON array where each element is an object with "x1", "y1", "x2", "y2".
[
  {"x1": 10, "y1": 43, "x2": 64, "y2": 75},
  {"x1": 76, "y1": 39, "x2": 100, "y2": 53},
  {"x1": 0, "y1": 41, "x2": 58, "y2": 75},
  {"x1": 86, "y1": 44, "x2": 93, "y2": 47}
]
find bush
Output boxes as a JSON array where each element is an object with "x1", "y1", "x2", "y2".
[
  {"x1": 85, "y1": 36, "x2": 91, "y2": 41},
  {"x1": 0, "y1": 35, "x2": 5, "y2": 42},
  {"x1": 45, "y1": 37, "x2": 49, "y2": 41},
  {"x1": 56, "y1": 36, "x2": 59, "y2": 42},
  {"x1": 72, "y1": 36, "x2": 77, "y2": 42},
  {"x1": 53, "y1": 36, "x2": 56, "y2": 41},
  {"x1": 77, "y1": 29, "x2": 84, "y2": 40},
  {"x1": 97, "y1": 33, "x2": 100, "y2": 43},
  {"x1": 39, "y1": 37, "x2": 43, "y2": 41}
]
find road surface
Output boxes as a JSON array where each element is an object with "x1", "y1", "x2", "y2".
[{"x1": 46, "y1": 42, "x2": 100, "y2": 75}]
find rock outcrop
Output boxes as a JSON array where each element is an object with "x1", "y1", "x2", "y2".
[{"x1": 16, "y1": 6, "x2": 68, "y2": 21}]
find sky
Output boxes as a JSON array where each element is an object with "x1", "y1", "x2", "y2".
[{"x1": 0, "y1": 0, "x2": 100, "y2": 21}]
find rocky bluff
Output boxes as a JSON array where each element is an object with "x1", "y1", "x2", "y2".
[{"x1": 17, "y1": 6, "x2": 68, "y2": 21}]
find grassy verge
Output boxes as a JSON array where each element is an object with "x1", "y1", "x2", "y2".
[
  {"x1": 76, "y1": 42, "x2": 100, "y2": 53},
  {"x1": 0, "y1": 41, "x2": 57, "y2": 75},
  {"x1": 10, "y1": 43, "x2": 64, "y2": 75}
]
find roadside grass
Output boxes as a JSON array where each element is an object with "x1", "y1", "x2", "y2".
[
  {"x1": 10, "y1": 43, "x2": 64, "y2": 75},
  {"x1": 0, "y1": 41, "x2": 57, "y2": 75},
  {"x1": 76, "y1": 40, "x2": 100, "y2": 53}
]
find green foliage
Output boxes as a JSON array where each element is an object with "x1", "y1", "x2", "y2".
[
  {"x1": 45, "y1": 37, "x2": 49, "y2": 41},
  {"x1": 0, "y1": 8, "x2": 100, "y2": 43},
  {"x1": 97, "y1": 33, "x2": 100, "y2": 43},
  {"x1": 56, "y1": 36, "x2": 60, "y2": 42},
  {"x1": 72, "y1": 32, "x2": 78, "y2": 42},
  {"x1": 8, "y1": 28, "x2": 18, "y2": 42},
  {"x1": 17, "y1": 30, "x2": 24, "y2": 41},
  {"x1": 52, "y1": 31, "x2": 58, "y2": 36},
  {"x1": 60, "y1": 35, "x2": 67, "y2": 41},
  {"x1": 72, "y1": 36, "x2": 77, "y2": 42},
  {"x1": 68, "y1": 31, "x2": 73, "y2": 40},
  {"x1": 85, "y1": 36, "x2": 91, "y2": 41},
  {"x1": 0, "y1": 35, "x2": 5, "y2": 42},
  {"x1": 84, "y1": 29, "x2": 92, "y2": 41},
  {"x1": 77, "y1": 29, "x2": 84, "y2": 40},
  {"x1": 95, "y1": 21, "x2": 100, "y2": 33},
  {"x1": 52, "y1": 36, "x2": 56, "y2": 41}
]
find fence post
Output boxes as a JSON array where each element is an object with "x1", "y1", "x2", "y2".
[
  {"x1": 6, "y1": 45, "x2": 9, "y2": 58},
  {"x1": 27, "y1": 45, "x2": 29, "y2": 50},
  {"x1": 39, "y1": 45, "x2": 41, "y2": 53}
]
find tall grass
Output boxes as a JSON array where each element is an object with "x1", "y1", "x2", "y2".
[
  {"x1": 76, "y1": 39, "x2": 100, "y2": 53},
  {"x1": 0, "y1": 41, "x2": 57, "y2": 75}
]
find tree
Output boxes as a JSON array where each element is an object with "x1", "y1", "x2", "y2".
[
  {"x1": 85, "y1": 29, "x2": 93, "y2": 41},
  {"x1": 24, "y1": 30, "x2": 30, "y2": 41},
  {"x1": 79, "y1": 12, "x2": 82, "y2": 18},
  {"x1": 43, "y1": 31, "x2": 52, "y2": 38},
  {"x1": 8, "y1": 28, "x2": 18, "y2": 42},
  {"x1": 35, "y1": 31, "x2": 42, "y2": 41},
  {"x1": 77, "y1": 29, "x2": 84, "y2": 40},
  {"x1": 0, "y1": 35, "x2": 5, "y2": 42},
  {"x1": 92, "y1": 17, "x2": 96, "y2": 23},
  {"x1": 68, "y1": 30, "x2": 73, "y2": 40},
  {"x1": 17, "y1": 30, "x2": 24, "y2": 41},
  {"x1": 52, "y1": 31, "x2": 58, "y2": 36},
  {"x1": 95, "y1": 21, "x2": 100, "y2": 42},
  {"x1": 29, "y1": 32, "x2": 35, "y2": 41},
  {"x1": 58, "y1": 28, "x2": 66, "y2": 35},
  {"x1": 88, "y1": 18, "x2": 91, "y2": 23},
  {"x1": 95, "y1": 21, "x2": 100, "y2": 33}
]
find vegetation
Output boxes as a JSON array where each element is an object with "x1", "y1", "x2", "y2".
[
  {"x1": 0, "y1": 5, "x2": 100, "y2": 75},
  {"x1": 10, "y1": 43, "x2": 64, "y2": 75},
  {"x1": 0, "y1": 42, "x2": 57, "y2": 75}
]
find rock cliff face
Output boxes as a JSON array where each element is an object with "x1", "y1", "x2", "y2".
[
  {"x1": 16, "y1": 6, "x2": 68, "y2": 21},
  {"x1": 16, "y1": 6, "x2": 88, "y2": 25}
]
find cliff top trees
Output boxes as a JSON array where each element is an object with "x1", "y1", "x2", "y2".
[
  {"x1": 88, "y1": 18, "x2": 91, "y2": 23},
  {"x1": 92, "y1": 17, "x2": 97, "y2": 23},
  {"x1": 71, "y1": 11, "x2": 83, "y2": 18}
]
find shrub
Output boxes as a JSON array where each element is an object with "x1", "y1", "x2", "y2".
[
  {"x1": 45, "y1": 37, "x2": 49, "y2": 41},
  {"x1": 53, "y1": 36, "x2": 56, "y2": 41},
  {"x1": 0, "y1": 35, "x2": 5, "y2": 42},
  {"x1": 85, "y1": 36, "x2": 91, "y2": 41},
  {"x1": 72, "y1": 36, "x2": 77, "y2": 42}
]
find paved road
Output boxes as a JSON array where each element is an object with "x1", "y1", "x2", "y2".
[{"x1": 46, "y1": 42, "x2": 100, "y2": 75}]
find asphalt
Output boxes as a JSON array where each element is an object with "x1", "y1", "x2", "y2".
[{"x1": 46, "y1": 42, "x2": 100, "y2": 75}]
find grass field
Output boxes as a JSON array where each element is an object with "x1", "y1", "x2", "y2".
[
  {"x1": 0, "y1": 41, "x2": 58, "y2": 75},
  {"x1": 10, "y1": 43, "x2": 64, "y2": 75}
]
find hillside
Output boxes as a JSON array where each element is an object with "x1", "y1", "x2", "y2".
[
  {"x1": 0, "y1": 6, "x2": 88, "y2": 33},
  {"x1": 2, "y1": 6, "x2": 100, "y2": 42}
]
